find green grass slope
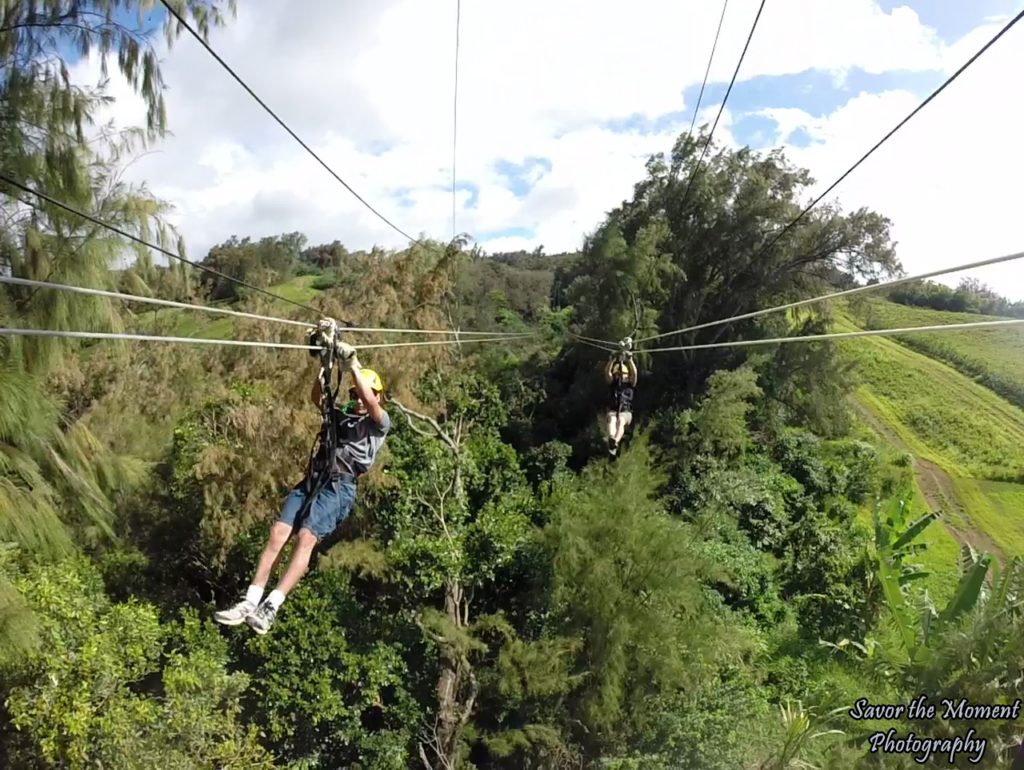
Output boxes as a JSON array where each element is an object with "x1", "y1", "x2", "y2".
[
  {"x1": 133, "y1": 275, "x2": 322, "y2": 340},
  {"x1": 847, "y1": 298, "x2": 1024, "y2": 410},
  {"x1": 835, "y1": 307, "x2": 1024, "y2": 560}
]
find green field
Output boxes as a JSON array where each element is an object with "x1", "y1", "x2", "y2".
[
  {"x1": 132, "y1": 274, "x2": 323, "y2": 340},
  {"x1": 836, "y1": 305, "x2": 1024, "y2": 562},
  {"x1": 847, "y1": 298, "x2": 1024, "y2": 410}
]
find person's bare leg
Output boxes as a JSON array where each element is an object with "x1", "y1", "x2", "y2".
[
  {"x1": 214, "y1": 521, "x2": 294, "y2": 626},
  {"x1": 614, "y1": 413, "x2": 632, "y2": 444},
  {"x1": 273, "y1": 527, "x2": 319, "y2": 596},
  {"x1": 245, "y1": 528, "x2": 318, "y2": 634},
  {"x1": 252, "y1": 521, "x2": 294, "y2": 588},
  {"x1": 607, "y1": 413, "x2": 619, "y2": 443}
]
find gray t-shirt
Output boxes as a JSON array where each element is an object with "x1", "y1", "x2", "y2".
[{"x1": 319, "y1": 408, "x2": 391, "y2": 477}]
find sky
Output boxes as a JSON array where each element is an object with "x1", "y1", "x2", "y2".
[{"x1": 72, "y1": 0, "x2": 1024, "y2": 299}]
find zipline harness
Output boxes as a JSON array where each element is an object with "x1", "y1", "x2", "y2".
[{"x1": 292, "y1": 318, "x2": 344, "y2": 530}]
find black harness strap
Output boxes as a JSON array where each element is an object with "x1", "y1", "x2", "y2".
[{"x1": 292, "y1": 345, "x2": 342, "y2": 530}]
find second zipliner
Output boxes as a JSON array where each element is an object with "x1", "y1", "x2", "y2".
[
  {"x1": 214, "y1": 319, "x2": 391, "y2": 634},
  {"x1": 600, "y1": 337, "x2": 638, "y2": 458}
]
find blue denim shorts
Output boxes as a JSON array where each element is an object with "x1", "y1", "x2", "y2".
[{"x1": 277, "y1": 478, "x2": 356, "y2": 539}]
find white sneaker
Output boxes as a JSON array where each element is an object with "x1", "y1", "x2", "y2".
[
  {"x1": 214, "y1": 599, "x2": 257, "y2": 626},
  {"x1": 245, "y1": 600, "x2": 279, "y2": 635}
]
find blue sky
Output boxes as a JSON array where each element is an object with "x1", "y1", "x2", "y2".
[
  {"x1": 876, "y1": 0, "x2": 1017, "y2": 39},
  {"x1": 496, "y1": 0, "x2": 1021, "y2": 196},
  {"x1": 68, "y1": 0, "x2": 1024, "y2": 296},
  {"x1": 55, "y1": 4, "x2": 167, "y2": 66}
]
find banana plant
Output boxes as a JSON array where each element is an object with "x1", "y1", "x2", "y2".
[
  {"x1": 868, "y1": 493, "x2": 993, "y2": 666},
  {"x1": 758, "y1": 700, "x2": 846, "y2": 770}
]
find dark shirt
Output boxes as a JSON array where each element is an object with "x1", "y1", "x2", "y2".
[
  {"x1": 313, "y1": 406, "x2": 391, "y2": 478},
  {"x1": 609, "y1": 378, "x2": 634, "y2": 413}
]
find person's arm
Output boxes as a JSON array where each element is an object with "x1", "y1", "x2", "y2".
[
  {"x1": 604, "y1": 358, "x2": 615, "y2": 384},
  {"x1": 626, "y1": 356, "x2": 638, "y2": 386}
]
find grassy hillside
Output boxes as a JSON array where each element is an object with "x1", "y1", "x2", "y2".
[
  {"x1": 836, "y1": 305, "x2": 1024, "y2": 561},
  {"x1": 134, "y1": 274, "x2": 324, "y2": 340},
  {"x1": 848, "y1": 297, "x2": 1024, "y2": 410}
]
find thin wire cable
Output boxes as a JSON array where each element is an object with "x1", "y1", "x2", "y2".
[
  {"x1": 0, "y1": 274, "x2": 530, "y2": 336},
  {"x1": 642, "y1": 317, "x2": 1024, "y2": 353},
  {"x1": 0, "y1": 274, "x2": 311, "y2": 328},
  {"x1": 357, "y1": 334, "x2": 533, "y2": 350},
  {"x1": 452, "y1": 0, "x2": 461, "y2": 241},
  {"x1": 572, "y1": 337, "x2": 621, "y2": 355},
  {"x1": 0, "y1": 172, "x2": 321, "y2": 316},
  {"x1": 0, "y1": 328, "x2": 532, "y2": 350},
  {"x1": 745, "y1": 8, "x2": 1024, "y2": 277},
  {"x1": 686, "y1": 0, "x2": 730, "y2": 138},
  {"x1": 568, "y1": 332, "x2": 620, "y2": 349},
  {"x1": 639, "y1": 9, "x2": 1024, "y2": 347},
  {"x1": 159, "y1": 0, "x2": 420, "y2": 245},
  {"x1": 678, "y1": 0, "x2": 766, "y2": 208},
  {"x1": 0, "y1": 327, "x2": 318, "y2": 350},
  {"x1": 637, "y1": 247, "x2": 1024, "y2": 344}
]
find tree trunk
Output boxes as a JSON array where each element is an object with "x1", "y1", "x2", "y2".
[{"x1": 434, "y1": 578, "x2": 465, "y2": 766}]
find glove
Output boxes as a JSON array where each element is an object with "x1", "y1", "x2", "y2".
[
  {"x1": 334, "y1": 340, "x2": 356, "y2": 363},
  {"x1": 318, "y1": 318, "x2": 337, "y2": 348},
  {"x1": 624, "y1": 350, "x2": 634, "y2": 360}
]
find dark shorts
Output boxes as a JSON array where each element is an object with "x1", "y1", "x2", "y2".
[{"x1": 277, "y1": 478, "x2": 356, "y2": 539}]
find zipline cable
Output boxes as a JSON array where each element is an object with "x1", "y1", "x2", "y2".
[
  {"x1": 636, "y1": 247, "x2": 1024, "y2": 344},
  {"x1": 452, "y1": 0, "x2": 462, "y2": 241},
  {"x1": 686, "y1": 0, "x2": 731, "y2": 140},
  {"x1": 678, "y1": 0, "x2": 766, "y2": 209},
  {"x1": 159, "y1": 0, "x2": 421, "y2": 246},
  {"x1": 572, "y1": 337, "x2": 621, "y2": 355},
  {"x1": 0, "y1": 275, "x2": 534, "y2": 336},
  {"x1": 356, "y1": 334, "x2": 533, "y2": 350},
  {"x1": 0, "y1": 172, "x2": 321, "y2": 316},
  {"x1": 0, "y1": 328, "x2": 533, "y2": 351},
  {"x1": 638, "y1": 8, "x2": 1024, "y2": 346},
  {"x1": 568, "y1": 333, "x2": 622, "y2": 354},
  {"x1": 0, "y1": 275, "x2": 311, "y2": 328},
  {"x1": 747, "y1": 7, "x2": 1024, "y2": 266},
  {"x1": 642, "y1": 317, "x2": 1024, "y2": 353}
]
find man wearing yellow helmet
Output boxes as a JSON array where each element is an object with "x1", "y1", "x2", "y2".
[
  {"x1": 602, "y1": 352, "x2": 638, "y2": 457},
  {"x1": 214, "y1": 341, "x2": 390, "y2": 634}
]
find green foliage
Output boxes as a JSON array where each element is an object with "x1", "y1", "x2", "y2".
[
  {"x1": 887, "y1": 276, "x2": 1024, "y2": 318},
  {"x1": 562, "y1": 131, "x2": 897, "y2": 411},
  {"x1": 373, "y1": 371, "x2": 534, "y2": 594},
  {"x1": 1, "y1": 558, "x2": 270, "y2": 768},
  {"x1": 199, "y1": 232, "x2": 307, "y2": 300},
  {"x1": 851, "y1": 297, "x2": 1024, "y2": 412},
  {"x1": 674, "y1": 365, "x2": 763, "y2": 460},
  {"x1": 167, "y1": 382, "x2": 312, "y2": 567},
  {"x1": 235, "y1": 568, "x2": 417, "y2": 769},
  {"x1": 542, "y1": 436, "x2": 745, "y2": 745},
  {"x1": 594, "y1": 667, "x2": 773, "y2": 770}
]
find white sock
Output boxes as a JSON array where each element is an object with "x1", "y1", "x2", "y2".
[
  {"x1": 245, "y1": 584, "x2": 264, "y2": 606},
  {"x1": 266, "y1": 589, "x2": 286, "y2": 610}
]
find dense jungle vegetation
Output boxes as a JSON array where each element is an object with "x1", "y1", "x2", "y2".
[{"x1": 2, "y1": 2, "x2": 1022, "y2": 768}]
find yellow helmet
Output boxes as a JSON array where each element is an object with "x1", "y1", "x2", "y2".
[{"x1": 356, "y1": 368, "x2": 384, "y2": 393}]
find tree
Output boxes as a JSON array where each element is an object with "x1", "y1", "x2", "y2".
[
  {"x1": 0, "y1": 556, "x2": 271, "y2": 768},
  {"x1": 563, "y1": 131, "x2": 899, "y2": 404},
  {"x1": 0, "y1": 0, "x2": 235, "y2": 659},
  {"x1": 381, "y1": 369, "x2": 536, "y2": 769}
]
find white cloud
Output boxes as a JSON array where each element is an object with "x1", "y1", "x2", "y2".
[
  {"x1": 66, "y1": 1, "x2": 1024, "y2": 298},
  {"x1": 769, "y1": 15, "x2": 1024, "y2": 298}
]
